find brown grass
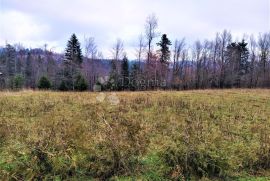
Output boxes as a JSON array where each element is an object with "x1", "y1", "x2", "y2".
[{"x1": 0, "y1": 89, "x2": 270, "y2": 180}]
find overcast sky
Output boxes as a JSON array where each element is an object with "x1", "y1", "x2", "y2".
[{"x1": 0, "y1": 0, "x2": 269, "y2": 59}]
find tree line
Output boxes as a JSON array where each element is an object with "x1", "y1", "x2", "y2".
[{"x1": 0, "y1": 14, "x2": 270, "y2": 91}]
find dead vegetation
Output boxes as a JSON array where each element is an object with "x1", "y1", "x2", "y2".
[{"x1": 0, "y1": 89, "x2": 270, "y2": 180}]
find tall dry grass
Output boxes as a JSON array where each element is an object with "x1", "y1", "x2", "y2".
[{"x1": 0, "y1": 89, "x2": 270, "y2": 180}]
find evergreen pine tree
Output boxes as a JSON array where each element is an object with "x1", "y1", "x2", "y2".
[
  {"x1": 5, "y1": 44, "x2": 16, "y2": 88},
  {"x1": 38, "y1": 76, "x2": 51, "y2": 89},
  {"x1": 157, "y1": 34, "x2": 172, "y2": 88},
  {"x1": 121, "y1": 55, "x2": 129, "y2": 90},
  {"x1": 0, "y1": 53, "x2": 5, "y2": 89},
  {"x1": 12, "y1": 74, "x2": 24, "y2": 90},
  {"x1": 157, "y1": 34, "x2": 172, "y2": 63},
  {"x1": 59, "y1": 80, "x2": 69, "y2": 91},
  {"x1": 130, "y1": 64, "x2": 139, "y2": 91},
  {"x1": 107, "y1": 59, "x2": 119, "y2": 91},
  {"x1": 74, "y1": 74, "x2": 88, "y2": 91},
  {"x1": 63, "y1": 33, "x2": 83, "y2": 90},
  {"x1": 238, "y1": 40, "x2": 250, "y2": 76},
  {"x1": 25, "y1": 52, "x2": 33, "y2": 88},
  {"x1": 5, "y1": 44, "x2": 16, "y2": 77},
  {"x1": 225, "y1": 40, "x2": 249, "y2": 87},
  {"x1": 65, "y1": 34, "x2": 83, "y2": 65}
]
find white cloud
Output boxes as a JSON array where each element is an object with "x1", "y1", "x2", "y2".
[
  {"x1": 1, "y1": 0, "x2": 269, "y2": 58},
  {"x1": 0, "y1": 10, "x2": 51, "y2": 46}
]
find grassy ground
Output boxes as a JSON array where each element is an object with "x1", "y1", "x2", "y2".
[{"x1": 0, "y1": 89, "x2": 270, "y2": 180}]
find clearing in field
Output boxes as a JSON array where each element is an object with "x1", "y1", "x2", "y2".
[{"x1": 0, "y1": 89, "x2": 270, "y2": 180}]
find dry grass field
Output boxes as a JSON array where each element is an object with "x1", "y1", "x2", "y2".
[{"x1": 0, "y1": 89, "x2": 270, "y2": 180}]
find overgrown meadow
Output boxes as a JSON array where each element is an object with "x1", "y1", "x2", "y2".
[{"x1": 0, "y1": 89, "x2": 270, "y2": 180}]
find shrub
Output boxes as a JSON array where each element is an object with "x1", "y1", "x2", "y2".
[
  {"x1": 161, "y1": 146, "x2": 230, "y2": 180},
  {"x1": 58, "y1": 81, "x2": 69, "y2": 91},
  {"x1": 83, "y1": 112, "x2": 149, "y2": 179},
  {"x1": 38, "y1": 76, "x2": 51, "y2": 90},
  {"x1": 11, "y1": 74, "x2": 24, "y2": 90},
  {"x1": 74, "y1": 74, "x2": 88, "y2": 91}
]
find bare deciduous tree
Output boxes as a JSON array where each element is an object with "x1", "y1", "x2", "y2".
[
  {"x1": 258, "y1": 33, "x2": 270, "y2": 87},
  {"x1": 111, "y1": 39, "x2": 124, "y2": 75},
  {"x1": 135, "y1": 34, "x2": 145, "y2": 69},
  {"x1": 84, "y1": 37, "x2": 98, "y2": 89},
  {"x1": 84, "y1": 37, "x2": 98, "y2": 59},
  {"x1": 112, "y1": 39, "x2": 124, "y2": 61},
  {"x1": 145, "y1": 14, "x2": 158, "y2": 64},
  {"x1": 172, "y1": 38, "x2": 185, "y2": 88},
  {"x1": 219, "y1": 30, "x2": 232, "y2": 87},
  {"x1": 249, "y1": 35, "x2": 257, "y2": 87}
]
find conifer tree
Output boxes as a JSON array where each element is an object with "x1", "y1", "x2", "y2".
[
  {"x1": 12, "y1": 74, "x2": 24, "y2": 90},
  {"x1": 121, "y1": 55, "x2": 129, "y2": 90},
  {"x1": 65, "y1": 34, "x2": 83, "y2": 65},
  {"x1": 74, "y1": 74, "x2": 88, "y2": 91},
  {"x1": 157, "y1": 34, "x2": 172, "y2": 87},
  {"x1": 225, "y1": 40, "x2": 249, "y2": 87},
  {"x1": 157, "y1": 34, "x2": 172, "y2": 63},
  {"x1": 38, "y1": 76, "x2": 51, "y2": 89},
  {"x1": 63, "y1": 33, "x2": 83, "y2": 90},
  {"x1": 25, "y1": 52, "x2": 33, "y2": 88},
  {"x1": 5, "y1": 44, "x2": 16, "y2": 88},
  {"x1": 5, "y1": 44, "x2": 16, "y2": 77},
  {"x1": 130, "y1": 64, "x2": 140, "y2": 91},
  {"x1": 238, "y1": 40, "x2": 250, "y2": 76},
  {"x1": 107, "y1": 60, "x2": 119, "y2": 91}
]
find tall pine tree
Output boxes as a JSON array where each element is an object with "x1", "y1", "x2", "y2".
[
  {"x1": 107, "y1": 59, "x2": 119, "y2": 91},
  {"x1": 121, "y1": 55, "x2": 129, "y2": 90},
  {"x1": 62, "y1": 33, "x2": 83, "y2": 90},
  {"x1": 65, "y1": 34, "x2": 83, "y2": 65},
  {"x1": 157, "y1": 34, "x2": 172, "y2": 87},
  {"x1": 157, "y1": 34, "x2": 172, "y2": 63},
  {"x1": 225, "y1": 40, "x2": 249, "y2": 87},
  {"x1": 5, "y1": 44, "x2": 16, "y2": 88},
  {"x1": 25, "y1": 52, "x2": 33, "y2": 88},
  {"x1": 130, "y1": 64, "x2": 140, "y2": 91}
]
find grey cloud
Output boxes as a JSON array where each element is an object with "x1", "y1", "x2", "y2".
[{"x1": 0, "y1": 0, "x2": 269, "y2": 58}]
